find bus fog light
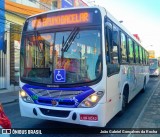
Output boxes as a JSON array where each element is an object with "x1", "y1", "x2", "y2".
[
  {"x1": 20, "y1": 90, "x2": 34, "y2": 103},
  {"x1": 78, "y1": 91, "x2": 104, "y2": 108}
]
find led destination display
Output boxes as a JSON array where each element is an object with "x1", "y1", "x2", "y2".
[
  {"x1": 25, "y1": 8, "x2": 101, "y2": 31},
  {"x1": 31, "y1": 12, "x2": 91, "y2": 28}
]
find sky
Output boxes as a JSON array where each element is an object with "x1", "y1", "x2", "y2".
[{"x1": 93, "y1": 0, "x2": 160, "y2": 57}]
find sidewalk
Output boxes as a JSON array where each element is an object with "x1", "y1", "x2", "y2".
[
  {"x1": 0, "y1": 89, "x2": 19, "y2": 105},
  {"x1": 130, "y1": 81, "x2": 160, "y2": 137}
]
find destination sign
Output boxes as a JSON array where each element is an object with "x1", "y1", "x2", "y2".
[
  {"x1": 25, "y1": 8, "x2": 102, "y2": 31},
  {"x1": 31, "y1": 12, "x2": 92, "y2": 29}
]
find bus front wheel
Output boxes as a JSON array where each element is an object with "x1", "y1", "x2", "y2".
[
  {"x1": 141, "y1": 78, "x2": 146, "y2": 93},
  {"x1": 118, "y1": 87, "x2": 129, "y2": 116}
]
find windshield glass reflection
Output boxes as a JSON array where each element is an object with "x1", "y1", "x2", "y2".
[{"x1": 21, "y1": 29, "x2": 102, "y2": 85}]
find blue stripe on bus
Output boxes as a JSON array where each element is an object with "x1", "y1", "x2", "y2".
[{"x1": 22, "y1": 84, "x2": 95, "y2": 108}]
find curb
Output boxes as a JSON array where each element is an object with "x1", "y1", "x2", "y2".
[
  {"x1": 127, "y1": 80, "x2": 160, "y2": 137},
  {"x1": 2, "y1": 99, "x2": 18, "y2": 105}
]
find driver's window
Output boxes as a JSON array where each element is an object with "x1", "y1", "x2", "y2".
[
  {"x1": 112, "y1": 25, "x2": 119, "y2": 64},
  {"x1": 105, "y1": 19, "x2": 120, "y2": 76}
]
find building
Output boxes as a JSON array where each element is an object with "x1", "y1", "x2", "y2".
[
  {"x1": 9, "y1": 0, "x2": 40, "y2": 8},
  {"x1": 0, "y1": 0, "x2": 45, "y2": 91},
  {"x1": 148, "y1": 50, "x2": 155, "y2": 59},
  {"x1": 0, "y1": 0, "x2": 88, "y2": 92},
  {"x1": 39, "y1": 0, "x2": 88, "y2": 10}
]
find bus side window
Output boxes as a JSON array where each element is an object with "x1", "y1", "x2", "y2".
[
  {"x1": 105, "y1": 20, "x2": 120, "y2": 76},
  {"x1": 120, "y1": 32, "x2": 128, "y2": 63},
  {"x1": 143, "y1": 49, "x2": 145, "y2": 65},
  {"x1": 135, "y1": 43, "x2": 139, "y2": 64},
  {"x1": 139, "y1": 46, "x2": 143, "y2": 64},
  {"x1": 145, "y1": 51, "x2": 148, "y2": 65},
  {"x1": 142, "y1": 48, "x2": 144, "y2": 64},
  {"x1": 146, "y1": 52, "x2": 149, "y2": 65},
  {"x1": 112, "y1": 25, "x2": 119, "y2": 64},
  {"x1": 105, "y1": 21, "x2": 112, "y2": 63},
  {"x1": 128, "y1": 38, "x2": 134, "y2": 64}
]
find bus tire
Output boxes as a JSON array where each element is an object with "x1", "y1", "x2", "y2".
[
  {"x1": 118, "y1": 86, "x2": 129, "y2": 116},
  {"x1": 141, "y1": 78, "x2": 146, "y2": 93}
]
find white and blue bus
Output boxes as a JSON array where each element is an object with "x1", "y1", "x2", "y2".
[
  {"x1": 19, "y1": 6, "x2": 149, "y2": 127},
  {"x1": 149, "y1": 58, "x2": 159, "y2": 76}
]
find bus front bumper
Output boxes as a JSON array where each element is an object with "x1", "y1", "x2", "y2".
[{"x1": 19, "y1": 98, "x2": 107, "y2": 127}]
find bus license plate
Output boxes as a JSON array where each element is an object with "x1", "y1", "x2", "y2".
[{"x1": 80, "y1": 114, "x2": 98, "y2": 121}]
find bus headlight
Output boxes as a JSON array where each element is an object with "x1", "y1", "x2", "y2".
[
  {"x1": 155, "y1": 69, "x2": 159, "y2": 74},
  {"x1": 20, "y1": 90, "x2": 34, "y2": 103},
  {"x1": 78, "y1": 91, "x2": 104, "y2": 108}
]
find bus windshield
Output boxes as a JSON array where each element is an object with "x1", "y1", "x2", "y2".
[
  {"x1": 149, "y1": 59, "x2": 158, "y2": 69},
  {"x1": 20, "y1": 29, "x2": 102, "y2": 85}
]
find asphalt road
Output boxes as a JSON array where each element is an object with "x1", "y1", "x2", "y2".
[{"x1": 3, "y1": 76, "x2": 160, "y2": 137}]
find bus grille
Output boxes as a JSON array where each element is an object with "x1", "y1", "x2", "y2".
[
  {"x1": 29, "y1": 88, "x2": 83, "y2": 99},
  {"x1": 38, "y1": 99, "x2": 75, "y2": 106},
  {"x1": 39, "y1": 108, "x2": 70, "y2": 118}
]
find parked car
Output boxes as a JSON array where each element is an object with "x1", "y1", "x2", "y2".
[{"x1": 0, "y1": 103, "x2": 11, "y2": 136}]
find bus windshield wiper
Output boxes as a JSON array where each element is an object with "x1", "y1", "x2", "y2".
[{"x1": 61, "y1": 27, "x2": 79, "y2": 59}]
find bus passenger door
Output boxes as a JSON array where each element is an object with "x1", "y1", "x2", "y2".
[{"x1": 105, "y1": 20, "x2": 121, "y2": 116}]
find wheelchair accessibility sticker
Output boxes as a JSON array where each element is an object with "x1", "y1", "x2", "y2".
[{"x1": 54, "y1": 69, "x2": 66, "y2": 82}]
